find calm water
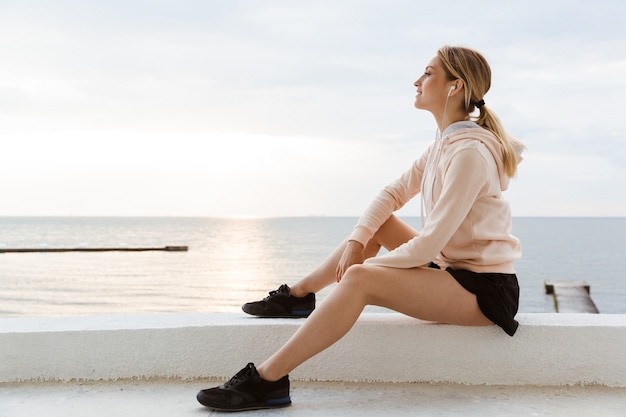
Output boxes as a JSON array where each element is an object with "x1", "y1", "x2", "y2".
[{"x1": 1, "y1": 217, "x2": 625, "y2": 317}]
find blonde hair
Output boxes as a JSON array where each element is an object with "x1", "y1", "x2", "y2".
[{"x1": 437, "y1": 45, "x2": 524, "y2": 178}]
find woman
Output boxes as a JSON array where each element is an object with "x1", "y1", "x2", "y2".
[{"x1": 197, "y1": 45, "x2": 524, "y2": 411}]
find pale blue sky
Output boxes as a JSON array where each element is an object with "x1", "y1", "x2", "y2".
[{"x1": 1, "y1": 0, "x2": 625, "y2": 217}]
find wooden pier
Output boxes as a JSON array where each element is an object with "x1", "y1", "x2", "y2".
[
  {"x1": 0, "y1": 246, "x2": 188, "y2": 253},
  {"x1": 545, "y1": 280, "x2": 599, "y2": 313}
]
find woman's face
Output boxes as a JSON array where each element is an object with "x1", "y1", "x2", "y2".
[{"x1": 413, "y1": 56, "x2": 453, "y2": 111}]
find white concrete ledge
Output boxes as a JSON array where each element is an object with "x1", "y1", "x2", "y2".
[{"x1": 1, "y1": 313, "x2": 625, "y2": 386}]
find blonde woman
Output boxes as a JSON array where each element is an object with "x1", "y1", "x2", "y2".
[{"x1": 197, "y1": 45, "x2": 525, "y2": 411}]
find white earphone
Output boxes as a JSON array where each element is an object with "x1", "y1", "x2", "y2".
[{"x1": 447, "y1": 85, "x2": 456, "y2": 96}]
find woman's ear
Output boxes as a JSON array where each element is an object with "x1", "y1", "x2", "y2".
[
  {"x1": 453, "y1": 80, "x2": 464, "y2": 93},
  {"x1": 447, "y1": 80, "x2": 464, "y2": 98}
]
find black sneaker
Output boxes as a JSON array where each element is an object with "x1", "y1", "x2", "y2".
[
  {"x1": 196, "y1": 363, "x2": 291, "y2": 411},
  {"x1": 242, "y1": 284, "x2": 315, "y2": 318}
]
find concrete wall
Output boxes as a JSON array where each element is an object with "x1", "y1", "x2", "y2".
[{"x1": 1, "y1": 313, "x2": 625, "y2": 386}]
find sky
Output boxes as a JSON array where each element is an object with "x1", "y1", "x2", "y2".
[{"x1": 1, "y1": 0, "x2": 625, "y2": 217}]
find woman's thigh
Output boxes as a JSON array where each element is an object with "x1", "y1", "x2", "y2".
[
  {"x1": 342, "y1": 264, "x2": 493, "y2": 327},
  {"x1": 372, "y1": 215, "x2": 420, "y2": 251}
]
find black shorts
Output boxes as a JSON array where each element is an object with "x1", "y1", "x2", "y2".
[{"x1": 428, "y1": 263, "x2": 520, "y2": 336}]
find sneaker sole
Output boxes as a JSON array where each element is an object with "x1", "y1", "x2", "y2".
[
  {"x1": 244, "y1": 312, "x2": 313, "y2": 318},
  {"x1": 197, "y1": 396, "x2": 292, "y2": 411},
  {"x1": 241, "y1": 307, "x2": 314, "y2": 318}
]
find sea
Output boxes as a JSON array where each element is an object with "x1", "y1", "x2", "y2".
[{"x1": 1, "y1": 216, "x2": 625, "y2": 318}]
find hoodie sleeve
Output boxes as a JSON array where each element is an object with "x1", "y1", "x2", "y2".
[
  {"x1": 348, "y1": 150, "x2": 430, "y2": 247},
  {"x1": 364, "y1": 147, "x2": 489, "y2": 268}
]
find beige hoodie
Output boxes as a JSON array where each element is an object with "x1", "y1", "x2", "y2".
[{"x1": 349, "y1": 121, "x2": 521, "y2": 274}]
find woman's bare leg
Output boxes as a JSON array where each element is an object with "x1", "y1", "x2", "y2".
[
  {"x1": 257, "y1": 264, "x2": 492, "y2": 381},
  {"x1": 256, "y1": 216, "x2": 493, "y2": 381},
  {"x1": 290, "y1": 215, "x2": 418, "y2": 297}
]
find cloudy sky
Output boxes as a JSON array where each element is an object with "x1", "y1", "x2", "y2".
[{"x1": 1, "y1": 0, "x2": 625, "y2": 217}]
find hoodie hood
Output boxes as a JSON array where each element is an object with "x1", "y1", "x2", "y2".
[{"x1": 442, "y1": 121, "x2": 511, "y2": 191}]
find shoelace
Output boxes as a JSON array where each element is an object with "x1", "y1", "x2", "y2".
[
  {"x1": 264, "y1": 285, "x2": 289, "y2": 300},
  {"x1": 224, "y1": 363, "x2": 255, "y2": 388}
]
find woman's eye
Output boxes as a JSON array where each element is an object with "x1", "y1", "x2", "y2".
[{"x1": 424, "y1": 72, "x2": 431, "y2": 76}]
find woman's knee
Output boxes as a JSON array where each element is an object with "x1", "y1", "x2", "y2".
[
  {"x1": 339, "y1": 264, "x2": 372, "y2": 288},
  {"x1": 339, "y1": 264, "x2": 382, "y2": 306},
  {"x1": 371, "y1": 215, "x2": 418, "y2": 251}
]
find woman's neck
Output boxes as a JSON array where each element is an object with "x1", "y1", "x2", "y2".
[{"x1": 435, "y1": 107, "x2": 469, "y2": 133}]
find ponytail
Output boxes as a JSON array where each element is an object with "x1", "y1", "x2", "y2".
[{"x1": 475, "y1": 105, "x2": 525, "y2": 178}]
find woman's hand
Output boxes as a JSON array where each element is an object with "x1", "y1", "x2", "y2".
[{"x1": 335, "y1": 240, "x2": 365, "y2": 282}]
